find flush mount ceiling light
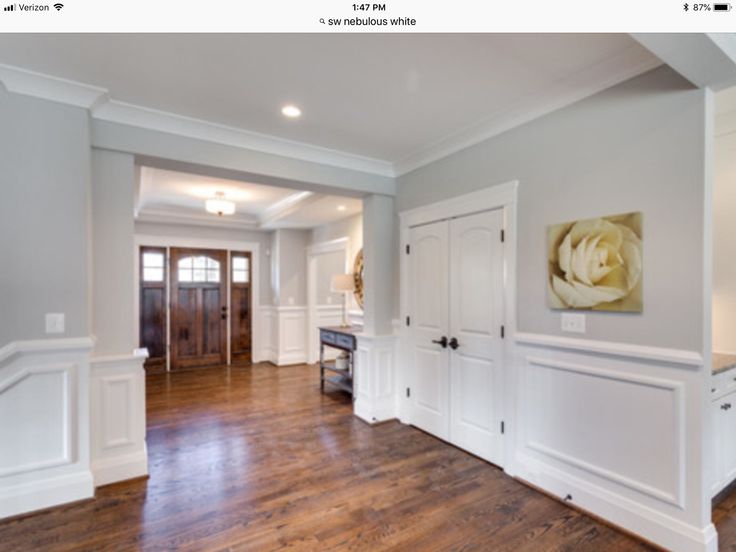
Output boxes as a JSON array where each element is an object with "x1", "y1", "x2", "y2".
[
  {"x1": 337, "y1": 205, "x2": 347, "y2": 211},
  {"x1": 281, "y1": 104, "x2": 302, "y2": 118},
  {"x1": 205, "y1": 191, "x2": 236, "y2": 217}
]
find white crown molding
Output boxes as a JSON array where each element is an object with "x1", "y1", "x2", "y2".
[
  {"x1": 92, "y1": 100, "x2": 395, "y2": 177},
  {"x1": 514, "y1": 332, "x2": 704, "y2": 367},
  {"x1": 0, "y1": 63, "x2": 393, "y2": 178},
  {"x1": 259, "y1": 191, "x2": 320, "y2": 228},
  {"x1": 392, "y1": 45, "x2": 662, "y2": 176},
  {"x1": 0, "y1": 63, "x2": 108, "y2": 109},
  {"x1": 0, "y1": 49, "x2": 661, "y2": 179}
]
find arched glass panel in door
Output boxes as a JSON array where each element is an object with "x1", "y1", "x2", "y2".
[{"x1": 177, "y1": 256, "x2": 220, "y2": 283}]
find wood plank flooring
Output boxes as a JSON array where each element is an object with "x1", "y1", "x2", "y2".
[{"x1": 0, "y1": 363, "x2": 660, "y2": 551}]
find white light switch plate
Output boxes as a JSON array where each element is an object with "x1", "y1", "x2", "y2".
[
  {"x1": 45, "y1": 313, "x2": 65, "y2": 334},
  {"x1": 561, "y1": 312, "x2": 586, "y2": 334}
]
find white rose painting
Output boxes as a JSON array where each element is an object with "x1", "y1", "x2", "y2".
[{"x1": 547, "y1": 212, "x2": 643, "y2": 312}]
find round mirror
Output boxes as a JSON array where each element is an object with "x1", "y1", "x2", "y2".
[{"x1": 353, "y1": 248, "x2": 364, "y2": 309}]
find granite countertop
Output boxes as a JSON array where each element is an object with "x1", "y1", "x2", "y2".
[{"x1": 713, "y1": 353, "x2": 736, "y2": 375}]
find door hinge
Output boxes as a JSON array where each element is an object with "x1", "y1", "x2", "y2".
[
  {"x1": 406, "y1": 387, "x2": 411, "y2": 398},
  {"x1": 406, "y1": 316, "x2": 410, "y2": 326},
  {"x1": 406, "y1": 244, "x2": 410, "y2": 254},
  {"x1": 501, "y1": 421, "x2": 505, "y2": 434},
  {"x1": 500, "y1": 325, "x2": 505, "y2": 339},
  {"x1": 501, "y1": 229, "x2": 505, "y2": 243}
]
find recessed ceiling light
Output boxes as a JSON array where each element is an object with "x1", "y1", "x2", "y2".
[
  {"x1": 281, "y1": 105, "x2": 301, "y2": 118},
  {"x1": 337, "y1": 205, "x2": 347, "y2": 211}
]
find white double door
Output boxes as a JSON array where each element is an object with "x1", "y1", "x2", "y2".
[{"x1": 408, "y1": 209, "x2": 505, "y2": 466}]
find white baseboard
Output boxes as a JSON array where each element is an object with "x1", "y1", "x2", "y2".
[
  {"x1": 92, "y1": 447, "x2": 148, "y2": 487},
  {"x1": 0, "y1": 470, "x2": 94, "y2": 519},
  {"x1": 515, "y1": 455, "x2": 716, "y2": 552}
]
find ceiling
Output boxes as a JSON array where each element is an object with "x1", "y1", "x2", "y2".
[
  {"x1": 0, "y1": 34, "x2": 660, "y2": 174},
  {"x1": 137, "y1": 166, "x2": 362, "y2": 230}
]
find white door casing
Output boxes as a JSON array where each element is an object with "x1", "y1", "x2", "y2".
[
  {"x1": 408, "y1": 220, "x2": 451, "y2": 440},
  {"x1": 449, "y1": 209, "x2": 505, "y2": 465}
]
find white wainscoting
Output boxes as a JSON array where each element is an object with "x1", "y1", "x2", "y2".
[
  {"x1": 258, "y1": 306, "x2": 309, "y2": 366},
  {"x1": 354, "y1": 333, "x2": 398, "y2": 424},
  {"x1": 512, "y1": 335, "x2": 715, "y2": 552},
  {"x1": 0, "y1": 338, "x2": 95, "y2": 519},
  {"x1": 90, "y1": 353, "x2": 148, "y2": 487}
]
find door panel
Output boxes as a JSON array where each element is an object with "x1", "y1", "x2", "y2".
[
  {"x1": 139, "y1": 247, "x2": 167, "y2": 373},
  {"x1": 409, "y1": 220, "x2": 450, "y2": 440},
  {"x1": 230, "y1": 252, "x2": 252, "y2": 365},
  {"x1": 449, "y1": 209, "x2": 504, "y2": 464},
  {"x1": 203, "y1": 288, "x2": 222, "y2": 354},
  {"x1": 170, "y1": 248, "x2": 227, "y2": 370},
  {"x1": 140, "y1": 288, "x2": 166, "y2": 358}
]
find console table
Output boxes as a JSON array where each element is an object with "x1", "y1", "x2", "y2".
[{"x1": 319, "y1": 325, "x2": 361, "y2": 397}]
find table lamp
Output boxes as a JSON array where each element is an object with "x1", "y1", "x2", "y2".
[{"x1": 331, "y1": 273, "x2": 355, "y2": 327}]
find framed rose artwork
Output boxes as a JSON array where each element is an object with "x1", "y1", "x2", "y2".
[{"x1": 547, "y1": 212, "x2": 642, "y2": 312}]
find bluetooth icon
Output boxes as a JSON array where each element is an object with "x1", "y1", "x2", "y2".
[{"x1": 684, "y1": 2, "x2": 689, "y2": 9}]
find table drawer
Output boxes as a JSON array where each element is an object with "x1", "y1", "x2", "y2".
[
  {"x1": 320, "y1": 329, "x2": 337, "y2": 346},
  {"x1": 335, "y1": 333, "x2": 356, "y2": 350}
]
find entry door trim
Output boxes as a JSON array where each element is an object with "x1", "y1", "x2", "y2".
[
  {"x1": 133, "y1": 235, "x2": 262, "y2": 365},
  {"x1": 398, "y1": 180, "x2": 518, "y2": 471}
]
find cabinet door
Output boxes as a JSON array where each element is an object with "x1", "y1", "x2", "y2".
[
  {"x1": 723, "y1": 394, "x2": 736, "y2": 486},
  {"x1": 713, "y1": 398, "x2": 725, "y2": 496}
]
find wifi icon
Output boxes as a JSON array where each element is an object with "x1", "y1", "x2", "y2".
[{"x1": 53, "y1": 2, "x2": 63, "y2": 10}]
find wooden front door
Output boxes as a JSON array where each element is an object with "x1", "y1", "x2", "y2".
[
  {"x1": 230, "y1": 251, "x2": 252, "y2": 365},
  {"x1": 170, "y1": 248, "x2": 227, "y2": 370}
]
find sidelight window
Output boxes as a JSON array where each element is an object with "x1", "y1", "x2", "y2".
[
  {"x1": 232, "y1": 255, "x2": 250, "y2": 283},
  {"x1": 142, "y1": 251, "x2": 165, "y2": 282},
  {"x1": 178, "y1": 256, "x2": 220, "y2": 283}
]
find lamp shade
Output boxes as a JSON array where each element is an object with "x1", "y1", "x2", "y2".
[{"x1": 331, "y1": 273, "x2": 355, "y2": 293}]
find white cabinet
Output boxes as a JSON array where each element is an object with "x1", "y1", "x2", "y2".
[{"x1": 712, "y1": 390, "x2": 736, "y2": 496}]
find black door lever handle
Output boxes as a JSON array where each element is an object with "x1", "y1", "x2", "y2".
[
  {"x1": 448, "y1": 337, "x2": 459, "y2": 350},
  {"x1": 431, "y1": 336, "x2": 448, "y2": 348}
]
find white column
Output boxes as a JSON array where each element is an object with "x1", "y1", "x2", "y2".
[
  {"x1": 354, "y1": 194, "x2": 398, "y2": 423},
  {"x1": 361, "y1": 194, "x2": 395, "y2": 336},
  {"x1": 89, "y1": 149, "x2": 148, "y2": 487}
]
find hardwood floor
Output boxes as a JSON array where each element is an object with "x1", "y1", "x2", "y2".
[{"x1": 0, "y1": 363, "x2": 657, "y2": 551}]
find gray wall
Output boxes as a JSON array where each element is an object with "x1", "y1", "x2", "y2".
[
  {"x1": 314, "y1": 249, "x2": 346, "y2": 305},
  {"x1": 0, "y1": 91, "x2": 91, "y2": 345},
  {"x1": 397, "y1": 66, "x2": 707, "y2": 351},
  {"x1": 713, "y1": 127, "x2": 736, "y2": 353},
  {"x1": 310, "y1": 213, "x2": 363, "y2": 264},
  {"x1": 91, "y1": 149, "x2": 136, "y2": 356},
  {"x1": 134, "y1": 221, "x2": 273, "y2": 306},
  {"x1": 271, "y1": 229, "x2": 310, "y2": 306},
  {"x1": 310, "y1": 213, "x2": 363, "y2": 311}
]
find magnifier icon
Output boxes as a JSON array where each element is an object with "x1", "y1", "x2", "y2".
[{"x1": 319, "y1": 18, "x2": 325, "y2": 24}]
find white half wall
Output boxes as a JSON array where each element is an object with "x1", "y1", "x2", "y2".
[
  {"x1": 0, "y1": 338, "x2": 95, "y2": 519},
  {"x1": 90, "y1": 353, "x2": 148, "y2": 487},
  {"x1": 258, "y1": 306, "x2": 308, "y2": 366},
  {"x1": 512, "y1": 338, "x2": 713, "y2": 552}
]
